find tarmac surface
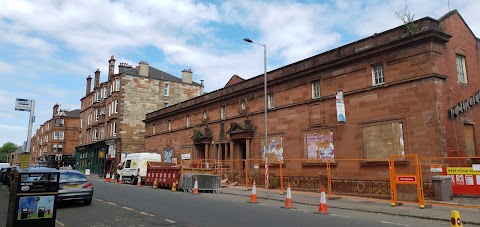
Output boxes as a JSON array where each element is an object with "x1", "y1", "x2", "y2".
[
  {"x1": 2, "y1": 176, "x2": 479, "y2": 226},
  {"x1": 220, "y1": 184, "x2": 480, "y2": 225}
]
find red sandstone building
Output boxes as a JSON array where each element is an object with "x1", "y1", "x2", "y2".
[
  {"x1": 76, "y1": 56, "x2": 203, "y2": 175},
  {"x1": 31, "y1": 104, "x2": 80, "y2": 168},
  {"x1": 144, "y1": 10, "x2": 480, "y2": 194}
]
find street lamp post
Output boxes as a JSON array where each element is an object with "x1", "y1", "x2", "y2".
[{"x1": 244, "y1": 38, "x2": 268, "y2": 188}]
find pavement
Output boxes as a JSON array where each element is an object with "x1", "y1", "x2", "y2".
[
  {"x1": 0, "y1": 185, "x2": 62, "y2": 227},
  {"x1": 3, "y1": 174, "x2": 478, "y2": 226},
  {"x1": 220, "y1": 185, "x2": 480, "y2": 225}
]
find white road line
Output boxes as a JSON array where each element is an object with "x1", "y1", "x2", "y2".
[
  {"x1": 165, "y1": 219, "x2": 176, "y2": 223},
  {"x1": 107, "y1": 202, "x2": 117, "y2": 206},
  {"x1": 140, "y1": 212, "x2": 155, "y2": 217},
  {"x1": 329, "y1": 214, "x2": 353, "y2": 219},
  {"x1": 122, "y1": 206, "x2": 134, "y2": 211},
  {"x1": 55, "y1": 220, "x2": 65, "y2": 227},
  {"x1": 94, "y1": 198, "x2": 103, "y2": 202},
  {"x1": 380, "y1": 221, "x2": 411, "y2": 226}
]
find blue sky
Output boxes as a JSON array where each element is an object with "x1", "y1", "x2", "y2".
[{"x1": 0, "y1": 0, "x2": 479, "y2": 147}]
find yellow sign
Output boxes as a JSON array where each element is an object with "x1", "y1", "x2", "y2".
[
  {"x1": 131, "y1": 161, "x2": 137, "y2": 167},
  {"x1": 98, "y1": 151, "x2": 105, "y2": 158},
  {"x1": 446, "y1": 167, "x2": 480, "y2": 175},
  {"x1": 21, "y1": 153, "x2": 30, "y2": 169}
]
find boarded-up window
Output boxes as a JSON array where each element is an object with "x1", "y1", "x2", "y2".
[
  {"x1": 464, "y1": 124, "x2": 476, "y2": 157},
  {"x1": 362, "y1": 122, "x2": 404, "y2": 159}
]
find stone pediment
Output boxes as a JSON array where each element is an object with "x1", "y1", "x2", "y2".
[
  {"x1": 227, "y1": 118, "x2": 255, "y2": 139},
  {"x1": 192, "y1": 126, "x2": 213, "y2": 144}
]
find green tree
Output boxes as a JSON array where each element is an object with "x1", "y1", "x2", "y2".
[{"x1": 0, "y1": 142, "x2": 18, "y2": 162}]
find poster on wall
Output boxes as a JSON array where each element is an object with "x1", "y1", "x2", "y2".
[
  {"x1": 17, "y1": 196, "x2": 55, "y2": 220},
  {"x1": 305, "y1": 131, "x2": 334, "y2": 160},
  {"x1": 164, "y1": 150, "x2": 172, "y2": 163},
  {"x1": 336, "y1": 90, "x2": 346, "y2": 122},
  {"x1": 465, "y1": 175, "x2": 475, "y2": 185},
  {"x1": 261, "y1": 136, "x2": 284, "y2": 163}
]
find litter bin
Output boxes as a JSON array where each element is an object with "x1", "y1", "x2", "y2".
[
  {"x1": 431, "y1": 175, "x2": 452, "y2": 201},
  {"x1": 6, "y1": 167, "x2": 60, "y2": 227}
]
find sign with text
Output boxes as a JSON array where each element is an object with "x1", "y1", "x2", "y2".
[
  {"x1": 396, "y1": 175, "x2": 417, "y2": 184},
  {"x1": 447, "y1": 167, "x2": 480, "y2": 175},
  {"x1": 15, "y1": 98, "x2": 32, "y2": 111},
  {"x1": 430, "y1": 164, "x2": 443, "y2": 172},
  {"x1": 336, "y1": 90, "x2": 346, "y2": 122},
  {"x1": 21, "y1": 153, "x2": 30, "y2": 169}
]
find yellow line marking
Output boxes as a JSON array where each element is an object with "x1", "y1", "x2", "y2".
[
  {"x1": 55, "y1": 220, "x2": 65, "y2": 226},
  {"x1": 122, "y1": 206, "x2": 134, "y2": 211},
  {"x1": 165, "y1": 219, "x2": 176, "y2": 223}
]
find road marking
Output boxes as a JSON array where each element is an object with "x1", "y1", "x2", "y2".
[
  {"x1": 123, "y1": 206, "x2": 134, "y2": 211},
  {"x1": 94, "y1": 198, "x2": 104, "y2": 202},
  {"x1": 55, "y1": 220, "x2": 65, "y2": 226},
  {"x1": 107, "y1": 202, "x2": 117, "y2": 206},
  {"x1": 140, "y1": 212, "x2": 155, "y2": 217},
  {"x1": 165, "y1": 219, "x2": 176, "y2": 223},
  {"x1": 329, "y1": 214, "x2": 353, "y2": 219},
  {"x1": 380, "y1": 221, "x2": 411, "y2": 226}
]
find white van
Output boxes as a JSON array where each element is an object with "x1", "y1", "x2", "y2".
[
  {"x1": 0, "y1": 163, "x2": 10, "y2": 169},
  {"x1": 119, "y1": 153, "x2": 161, "y2": 184}
]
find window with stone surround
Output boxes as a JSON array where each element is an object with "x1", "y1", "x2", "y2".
[
  {"x1": 101, "y1": 126, "x2": 104, "y2": 139},
  {"x1": 168, "y1": 120, "x2": 172, "y2": 131},
  {"x1": 361, "y1": 121, "x2": 404, "y2": 159},
  {"x1": 114, "y1": 100, "x2": 118, "y2": 113},
  {"x1": 220, "y1": 106, "x2": 226, "y2": 120},
  {"x1": 164, "y1": 84, "x2": 170, "y2": 96},
  {"x1": 371, "y1": 64, "x2": 385, "y2": 86},
  {"x1": 312, "y1": 80, "x2": 320, "y2": 99},
  {"x1": 186, "y1": 116, "x2": 190, "y2": 127},
  {"x1": 116, "y1": 79, "x2": 121, "y2": 91},
  {"x1": 456, "y1": 55, "x2": 467, "y2": 83},
  {"x1": 268, "y1": 93, "x2": 275, "y2": 109}
]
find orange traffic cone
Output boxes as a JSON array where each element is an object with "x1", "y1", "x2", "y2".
[
  {"x1": 192, "y1": 177, "x2": 200, "y2": 195},
  {"x1": 248, "y1": 180, "x2": 259, "y2": 203},
  {"x1": 315, "y1": 185, "x2": 328, "y2": 214},
  {"x1": 281, "y1": 183, "x2": 295, "y2": 209},
  {"x1": 105, "y1": 171, "x2": 110, "y2": 182},
  {"x1": 118, "y1": 173, "x2": 123, "y2": 184},
  {"x1": 110, "y1": 172, "x2": 115, "y2": 183},
  {"x1": 136, "y1": 175, "x2": 142, "y2": 187}
]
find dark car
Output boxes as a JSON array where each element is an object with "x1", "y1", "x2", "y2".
[
  {"x1": 1, "y1": 167, "x2": 13, "y2": 185},
  {"x1": 57, "y1": 170, "x2": 93, "y2": 205}
]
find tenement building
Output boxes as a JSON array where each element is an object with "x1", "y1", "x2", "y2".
[
  {"x1": 31, "y1": 104, "x2": 80, "y2": 168},
  {"x1": 76, "y1": 55, "x2": 203, "y2": 175},
  {"x1": 144, "y1": 10, "x2": 480, "y2": 193}
]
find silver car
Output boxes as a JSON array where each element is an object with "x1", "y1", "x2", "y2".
[{"x1": 58, "y1": 170, "x2": 93, "y2": 205}]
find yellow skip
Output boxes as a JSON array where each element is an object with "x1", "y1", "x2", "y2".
[{"x1": 450, "y1": 210, "x2": 462, "y2": 227}]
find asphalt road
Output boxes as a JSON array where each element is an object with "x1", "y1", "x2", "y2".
[{"x1": 52, "y1": 178, "x2": 453, "y2": 227}]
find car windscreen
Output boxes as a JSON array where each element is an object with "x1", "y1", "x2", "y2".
[{"x1": 60, "y1": 172, "x2": 87, "y2": 183}]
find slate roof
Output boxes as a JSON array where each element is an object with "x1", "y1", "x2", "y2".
[
  {"x1": 56, "y1": 109, "x2": 81, "y2": 118},
  {"x1": 122, "y1": 65, "x2": 201, "y2": 86}
]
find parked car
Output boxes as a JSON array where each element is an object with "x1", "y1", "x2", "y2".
[
  {"x1": 1, "y1": 167, "x2": 13, "y2": 185},
  {"x1": 57, "y1": 170, "x2": 93, "y2": 205}
]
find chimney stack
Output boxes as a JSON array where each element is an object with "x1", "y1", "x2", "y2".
[
  {"x1": 86, "y1": 75, "x2": 92, "y2": 95},
  {"x1": 118, "y1": 62, "x2": 133, "y2": 74},
  {"x1": 139, "y1": 61, "x2": 149, "y2": 77},
  {"x1": 108, "y1": 55, "x2": 116, "y2": 80},
  {"x1": 53, "y1": 103, "x2": 59, "y2": 117},
  {"x1": 200, "y1": 80, "x2": 204, "y2": 95},
  {"x1": 94, "y1": 68, "x2": 100, "y2": 89},
  {"x1": 182, "y1": 69, "x2": 193, "y2": 84}
]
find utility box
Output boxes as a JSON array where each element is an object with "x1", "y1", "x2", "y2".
[
  {"x1": 6, "y1": 167, "x2": 59, "y2": 227},
  {"x1": 431, "y1": 175, "x2": 453, "y2": 201}
]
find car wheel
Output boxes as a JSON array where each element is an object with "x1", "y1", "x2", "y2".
[
  {"x1": 131, "y1": 176, "x2": 137, "y2": 185},
  {"x1": 84, "y1": 198, "x2": 92, "y2": 205}
]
